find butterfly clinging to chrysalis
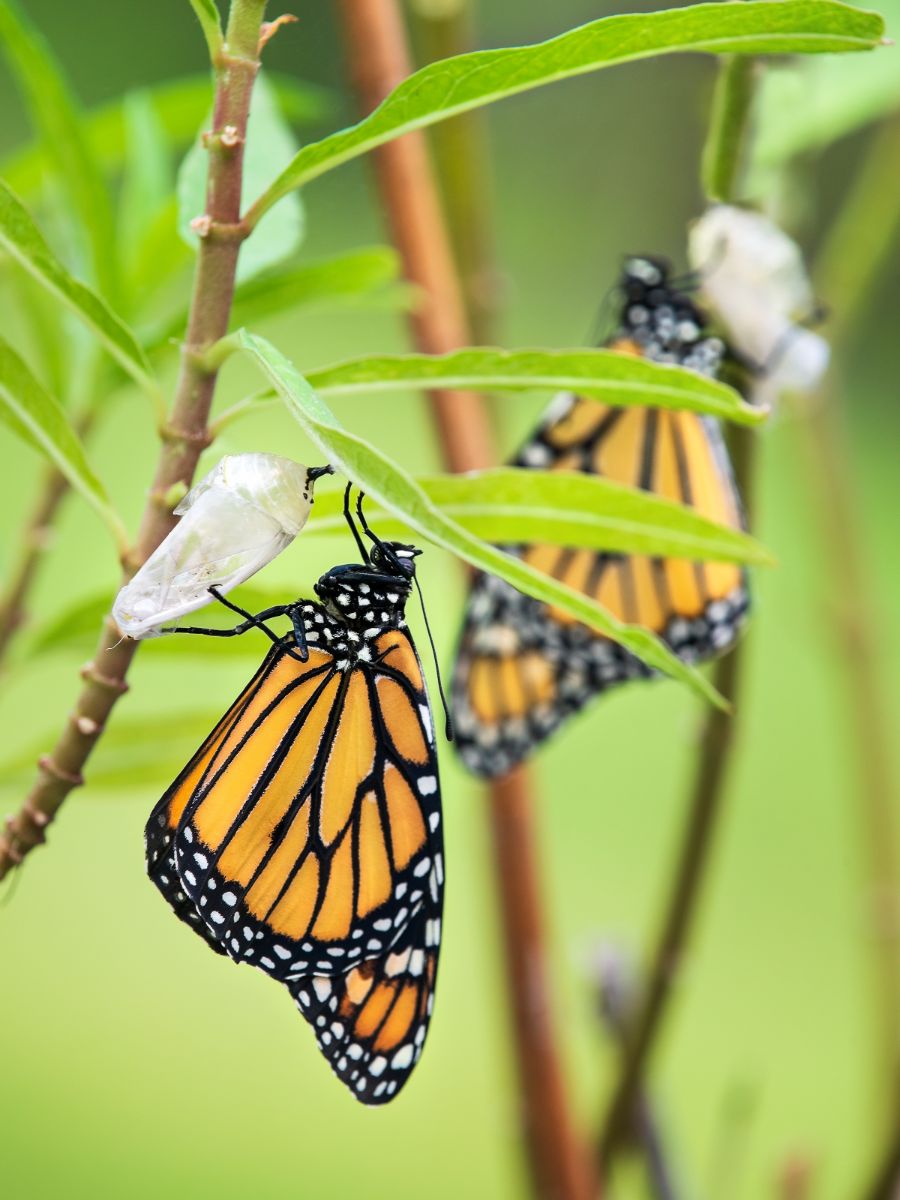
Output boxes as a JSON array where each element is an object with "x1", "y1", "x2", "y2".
[
  {"x1": 145, "y1": 485, "x2": 444, "y2": 1104},
  {"x1": 452, "y1": 256, "x2": 750, "y2": 778}
]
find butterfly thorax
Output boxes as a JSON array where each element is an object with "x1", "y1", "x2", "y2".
[
  {"x1": 615, "y1": 255, "x2": 724, "y2": 377},
  {"x1": 307, "y1": 563, "x2": 411, "y2": 668}
]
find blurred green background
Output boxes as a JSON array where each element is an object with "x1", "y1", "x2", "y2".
[{"x1": 1, "y1": 2, "x2": 899, "y2": 1198}]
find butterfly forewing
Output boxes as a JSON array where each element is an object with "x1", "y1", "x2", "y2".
[
  {"x1": 145, "y1": 565, "x2": 445, "y2": 1103},
  {"x1": 151, "y1": 625, "x2": 440, "y2": 982}
]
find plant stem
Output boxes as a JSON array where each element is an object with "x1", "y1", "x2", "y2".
[
  {"x1": 407, "y1": 0, "x2": 499, "y2": 344},
  {"x1": 701, "y1": 56, "x2": 758, "y2": 205},
  {"x1": 860, "y1": 1124, "x2": 900, "y2": 1200},
  {"x1": 600, "y1": 52, "x2": 760, "y2": 1167},
  {"x1": 802, "y1": 382, "x2": 900, "y2": 1119},
  {"x1": 0, "y1": 0, "x2": 269, "y2": 882},
  {"x1": 337, "y1": 3, "x2": 596, "y2": 1196},
  {"x1": 813, "y1": 113, "x2": 900, "y2": 345},
  {"x1": 593, "y1": 947, "x2": 680, "y2": 1200},
  {"x1": 805, "y1": 115, "x2": 900, "y2": 1125}
]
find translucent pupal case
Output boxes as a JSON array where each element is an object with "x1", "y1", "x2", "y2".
[
  {"x1": 689, "y1": 205, "x2": 829, "y2": 400},
  {"x1": 113, "y1": 453, "x2": 324, "y2": 638}
]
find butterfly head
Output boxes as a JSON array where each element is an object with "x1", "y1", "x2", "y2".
[
  {"x1": 615, "y1": 255, "x2": 723, "y2": 375},
  {"x1": 369, "y1": 539, "x2": 421, "y2": 581}
]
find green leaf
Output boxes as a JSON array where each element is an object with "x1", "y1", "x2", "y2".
[
  {"x1": 0, "y1": 74, "x2": 336, "y2": 197},
  {"x1": 302, "y1": 468, "x2": 774, "y2": 566},
  {"x1": 229, "y1": 246, "x2": 411, "y2": 324},
  {"x1": 119, "y1": 91, "x2": 174, "y2": 276},
  {"x1": 0, "y1": 0, "x2": 119, "y2": 300},
  {"x1": 245, "y1": 0, "x2": 885, "y2": 223},
  {"x1": 177, "y1": 71, "x2": 305, "y2": 283},
  {"x1": 306, "y1": 348, "x2": 764, "y2": 425},
  {"x1": 128, "y1": 198, "x2": 194, "y2": 305},
  {"x1": 0, "y1": 338, "x2": 126, "y2": 545},
  {"x1": 0, "y1": 181, "x2": 157, "y2": 397},
  {"x1": 23, "y1": 593, "x2": 111, "y2": 659},
  {"x1": 753, "y1": 39, "x2": 900, "y2": 171},
  {"x1": 142, "y1": 246, "x2": 409, "y2": 353},
  {"x1": 0, "y1": 711, "x2": 224, "y2": 789},
  {"x1": 187, "y1": 0, "x2": 224, "y2": 59},
  {"x1": 24, "y1": 584, "x2": 281, "y2": 661},
  {"x1": 237, "y1": 331, "x2": 729, "y2": 709}
]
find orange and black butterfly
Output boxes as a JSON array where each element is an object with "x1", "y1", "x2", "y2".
[
  {"x1": 452, "y1": 256, "x2": 749, "y2": 777},
  {"x1": 146, "y1": 487, "x2": 443, "y2": 1104}
]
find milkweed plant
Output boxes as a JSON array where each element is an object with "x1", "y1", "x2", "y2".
[{"x1": 0, "y1": 1, "x2": 895, "y2": 1197}]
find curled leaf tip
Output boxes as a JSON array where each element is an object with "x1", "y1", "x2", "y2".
[{"x1": 260, "y1": 13, "x2": 299, "y2": 52}]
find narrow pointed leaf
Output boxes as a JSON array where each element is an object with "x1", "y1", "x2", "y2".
[
  {"x1": 1, "y1": 74, "x2": 335, "y2": 197},
  {"x1": 0, "y1": 181, "x2": 156, "y2": 395},
  {"x1": 306, "y1": 348, "x2": 764, "y2": 425},
  {"x1": 0, "y1": 711, "x2": 227, "y2": 789},
  {"x1": 238, "y1": 331, "x2": 728, "y2": 709},
  {"x1": 302, "y1": 469, "x2": 774, "y2": 566},
  {"x1": 0, "y1": 338, "x2": 126, "y2": 543},
  {"x1": 246, "y1": 0, "x2": 884, "y2": 222},
  {"x1": 24, "y1": 585, "x2": 281, "y2": 661},
  {"x1": 0, "y1": 0, "x2": 119, "y2": 299},
  {"x1": 142, "y1": 246, "x2": 408, "y2": 353},
  {"x1": 119, "y1": 91, "x2": 173, "y2": 270}
]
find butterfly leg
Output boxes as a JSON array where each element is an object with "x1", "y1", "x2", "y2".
[
  {"x1": 289, "y1": 608, "x2": 310, "y2": 663},
  {"x1": 343, "y1": 481, "x2": 370, "y2": 564},
  {"x1": 159, "y1": 588, "x2": 306, "y2": 661}
]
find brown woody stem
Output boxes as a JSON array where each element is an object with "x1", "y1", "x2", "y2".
[
  {"x1": 407, "y1": 0, "x2": 500, "y2": 344},
  {"x1": 337, "y1": 3, "x2": 596, "y2": 1196},
  {"x1": 0, "y1": 0, "x2": 270, "y2": 882}
]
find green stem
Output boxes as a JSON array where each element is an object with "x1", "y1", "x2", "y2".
[
  {"x1": 814, "y1": 113, "x2": 900, "y2": 344},
  {"x1": 224, "y1": 0, "x2": 267, "y2": 60},
  {"x1": 701, "y1": 55, "x2": 758, "y2": 204},
  {"x1": 805, "y1": 113, "x2": 900, "y2": 1137},
  {"x1": 601, "y1": 51, "x2": 761, "y2": 1170},
  {"x1": 0, "y1": 0, "x2": 270, "y2": 881}
]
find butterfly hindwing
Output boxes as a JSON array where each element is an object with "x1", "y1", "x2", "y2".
[
  {"x1": 150, "y1": 620, "x2": 441, "y2": 986},
  {"x1": 290, "y1": 889, "x2": 442, "y2": 1105},
  {"x1": 452, "y1": 274, "x2": 750, "y2": 777}
]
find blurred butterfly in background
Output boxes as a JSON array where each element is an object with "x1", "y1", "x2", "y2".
[
  {"x1": 146, "y1": 485, "x2": 445, "y2": 1104},
  {"x1": 452, "y1": 256, "x2": 750, "y2": 778}
]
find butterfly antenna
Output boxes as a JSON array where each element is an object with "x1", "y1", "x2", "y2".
[
  {"x1": 413, "y1": 574, "x2": 454, "y2": 743},
  {"x1": 343, "y1": 482, "x2": 370, "y2": 563}
]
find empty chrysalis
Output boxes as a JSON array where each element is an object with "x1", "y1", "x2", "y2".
[
  {"x1": 689, "y1": 205, "x2": 830, "y2": 404},
  {"x1": 114, "y1": 454, "x2": 331, "y2": 638}
]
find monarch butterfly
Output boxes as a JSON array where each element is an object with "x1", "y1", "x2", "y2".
[
  {"x1": 145, "y1": 486, "x2": 444, "y2": 1104},
  {"x1": 452, "y1": 256, "x2": 750, "y2": 777}
]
